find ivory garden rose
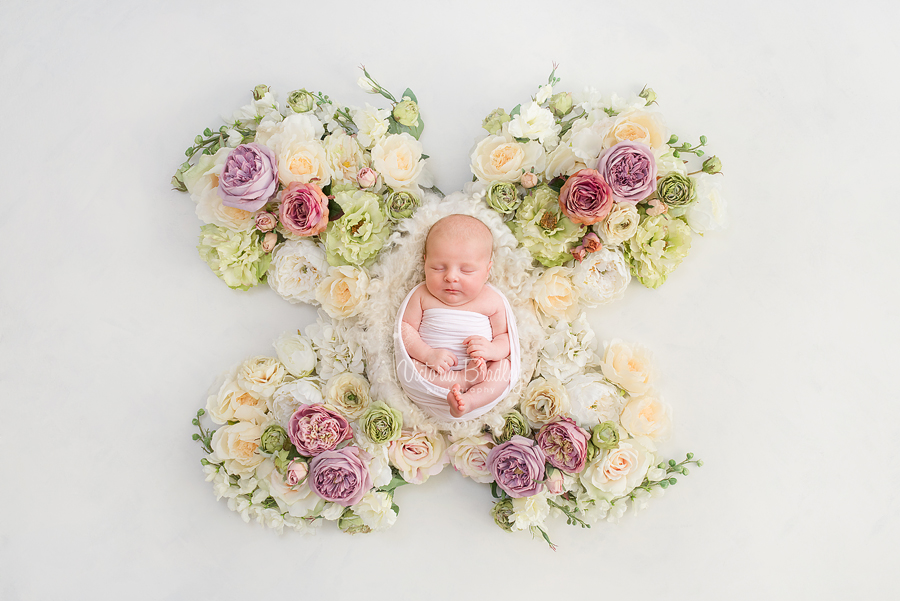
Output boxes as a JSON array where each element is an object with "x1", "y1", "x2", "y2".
[{"x1": 388, "y1": 429, "x2": 448, "y2": 484}]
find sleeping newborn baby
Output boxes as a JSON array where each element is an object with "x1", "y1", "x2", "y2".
[{"x1": 396, "y1": 214, "x2": 520, "y2": 421}]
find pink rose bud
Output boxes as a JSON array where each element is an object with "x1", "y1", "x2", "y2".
[
  {"x1": 520, "y1": 172, "x2": 538, "y2": 189},
  {"x1": 647, "y1": 197, "x2": 668, "y2": 216},
  {"x1": 285, "y1": 460, "x2": 308, "y2": 486},
  {"x1": 570, "y1": 245, "x2": 587, "y2": 262},
  {"x1": 357, "y1": 168, "x2": 377, "y2": 188},
  {"x1": 546, "y1": 469, "x2": 565, "y2": 495},
  {"x1": 262, "y1": 231, "x2": 278, "y2": 253},
  {"x1": 255, "y1": 212, "x2": 276, "y2": 232},
  {"x1": 582, "y1": 232, "x2": 602, "y2": 253}
]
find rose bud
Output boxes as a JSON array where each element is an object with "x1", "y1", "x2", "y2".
[
  {"x1": 392, "y1": 97, "x2": 419, "y2": 127},
  {"x1": 582, "y1": 232, "x2": 602, "y2": 253},
  {"x1": 262, "y1": 231, "x2": 278, "y2": 253},
  {"x1": 546, "y1": 468, "x2": 565, "y2": 495},
  {"x1": 520, "y1": 172, "x2": 538, "y2": 189},
  {"x1": 287, "y1": 88, "x2": 316, "y2": 113},
  {"x1": 357, "y1": 167, "x2": 377, "y2": 189},
  {"x1": 255, "y1": 212, "x2": 276, "y2": 232},
  {"x1": 570, "y1": 245, "x2": 587, "y2": 262},
  {"x1": 252, "y1": 84, "x2": 270, "y2": 101},
  {"x1": 285, "y1": 460, "x2": 308, "y2": 486}
]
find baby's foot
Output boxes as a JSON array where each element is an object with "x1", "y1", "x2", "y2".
[
  {"x1": 464, "y1": 358, "x2": 487, "y2": 389},
  {"x1": 448, "y1": 384, "x2": 466, "y2": 418}
]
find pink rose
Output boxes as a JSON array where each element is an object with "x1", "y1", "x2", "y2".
[
  {"x1": 357, "y1": 168, "x2": 377, "y2": 188},
  {"x1": 520, "y1": 172, "x2": 538, "y2": 189},
  {"x1": 570, "y1": 245, "x2": 587, "y2": 262},
  {"x1": 217, "y1": 143, "x2": 279, "y2": 212},
  {"x1": 288, "y1": 404, "x2": 353, "y2": 456},
  {"x1": 546, "y1": 468, "x2": 565, "y2": 495},
  {"x1": 285, "y1": 460, "x2": 308, "y2": 486},
  {"x1": 597, "y1": 141, "x2": 657, "y2": 204},
  {"x1": 255, "y1": 212, "x2": 276, "y2": 232},
  {"x1": 536, "y1": 418, "x2": 590, "y2": 474},
  {"x1": 558, "y1": 168, "x2": 614, "y2": 225},
  {"x1": 279, "y1": 182, "x2": 329, "y2": 236}
]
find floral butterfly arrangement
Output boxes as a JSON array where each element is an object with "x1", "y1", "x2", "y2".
[{"x1": 177, "y1": 68, "x2": 722, "y2": 548}]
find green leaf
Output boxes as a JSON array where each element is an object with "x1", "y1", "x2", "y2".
[
  {"x1": 388, "y1": 116, "x2": 425, "y2": 140},
  {"x1": 378, "y1": 474, "x2": 409, "y2": 494},
  {"x1": 391, "y1": 503, "x2": 400, "y2": 515},
  {"x1": 509, "y1": 104, "x2": 522, "y2": 118},
  {"x1": 401, "y1": 88, "x2": 418, "y2": 103}
]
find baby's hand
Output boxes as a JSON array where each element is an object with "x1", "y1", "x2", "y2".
[
  {"x1": 425, "y1": 348, "x2": 457, "y2": 375},
  {"x1": 464, "y1": 335, "x2": 494, "y2": 361}
]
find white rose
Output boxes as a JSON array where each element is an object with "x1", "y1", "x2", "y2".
[
  {"x1": 210, "y1": 422, "x2": 265, "y2": 477},
  {"x1": 270, "y1": 379, "x2": 323, "y2": 428},
  {"x1": 580, "y1": 438, "x2": 654, "y2": 501},
  {"x1": 446, "y1": 433, "x2": 495, "y2": 484},
  {"x1": 273, "y1": 330, "x2": 317, "y2": 377},
  {"x1": 236, "y1": 356, "x2": 286, "y2": 400},
  {"x1": 520, "y1": 377, "x2": 571, "y2": 428},
  {"x1": 315, "y1": 265, "x2": 369, "y2": 319},
  {"x1": 353, "y1": 104, "x2": 390, "y2": 148},
  {"x1": 565, "y1": 373, "x2": 625, "y2": 428},
  {"x1": 533, "y1": 266, "x2": 580, "y2": 322},
  {"x1": 602, "y1": 108, "x2": 668, "y2": 152},
  {"x1": 354, "y1": 491, "x2": 398, "y2": 532},
  {"x1": 470, "y1": 131, "x2": 546, "y2": 183},
  {"x1": 543, "y1": 144, "x2": 581, "y2": 180},
  {"x1": 388, "y1": 429, "x2": 448, "y2": 484},
  {"x1": 599, "y1": 339, "x2": 656, "y2": 395},
  {"x1": 571, "y1": 247, "x2": 631, "y2": 307},
  {"x1": 685, "y1": 173, "x2": 727, "y2": 233},
  {"x1": 508, "y1": 101, "x2": 560, "y2": 148},
  {"x1": 620, "y1": 391, "x2": 672, "y2": 444},
  {"x1": 255, "y1": 459, "x2": 320, "y2": 517},
  {"x1": 324, "y1": 372, "x2": 371, "y2": 419},
  {"x1": 323, "y1": 130, "x2": 367, "y2": 183},
  {"x1": 537, "y1": 314, "x2": 599, "y2": 383},
  {"x1": 268, "y1": 113, "x2": 331, "y2": 187},
  {"x1": 207, "y1": 370, "x2": 268, "y2": 425},
  {"x1": 510, "y1": 492, "x2": 551, "y2": 531},
  {"x1": 267, "y1": 239, "x2": 328, "y2": 305},
  {"x1": 595, "y1": 202, "x2": 640, "y2": 246},
  {"x1": 371, "y1": 133, "x2": 432, "y2": 193}
]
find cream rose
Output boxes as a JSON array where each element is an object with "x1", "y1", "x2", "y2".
[
  {"x1": 207, "y1": 373, "x2": 268, "y2": 425},
  {"x1": 324, "y1": 129, "x2": 368, "y2": 183},
  {"x1": 255, "y1": 459, "x2": 320, "y2": 517},
  {"x1": 210, "y1": 421, "x2": 265, "y2": 477},
  {"x1": 470, "y1": 131, "x2": 545, "y2": 183},
  {"x1": 324, "y1": 372, "x2": 371, "y2": 419},
  {"x1": 520, "y1": 377, "x2": 571, "y2": 428},
  {"x1": 596, "y1": 202, "x2": 640, "y2": 246},
  {"x1": 447, "y1": 433, "x2": 495, "y2": 484},
  {"x1": 533, "y1": 266, "x2": 580, "y2": 322},
  {"x1": 273, "y1": 330, "x2": 317, "y2": 378},
  {"x1": 388, "y1": 429, "x2": 448, "y2": 484},
  {"x1": 268, "y1": 113, "x2": 331, "y2": 186},
  {"x1": 602, "y1": 108, "x2": 668, "y2": 151},
  {"x1": 267, "y1": 239, "x2": 328, "y2": 305},
  {"x1": 599, "y1": 339, "x2": 656, "y2": 394},
  {"x1": 620, "y1": 391, "x2": 672, "y2": 444},
  {"x1": 315, "y1": 265, "x2": 369, "y2": 319},
  {"x1": 565, "y1": 373, "x2": 625, "y2": 428},
  {"x1": 371, "y1": 133, "x2": 431, "y2": 193},
  {"x1": 236, "y1": 356, "x2": 287, "y2": 400},
  {"x1": 354, "y1": 491, "x2": 398, "y2": 531},
  {"x1": 571, "y1": 247, "x2": 631, "y2": 307},
  {"x1": 580, "y1": 438, "x2": 654, "y2": 501}
]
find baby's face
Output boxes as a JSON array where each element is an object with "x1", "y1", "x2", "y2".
[{"x1": 423, "y1": 233, "x2": 492, "y2": 307}]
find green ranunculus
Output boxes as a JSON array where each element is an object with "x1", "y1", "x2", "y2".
[
  {"x1": 324, "y1": 190, "x2": 390, "y2": 267},
  {"x1": 385, "y1": 189, "x2": 420, "y2": 222},
  {"x1": 197, "y1": 225, "x2": 271, "y2": 290},
  {"x1": 591, "y1": 421, "x2": 620, "y2": 450},
  {"x1": 493, "y1": 409, "x2": 531, "y2": 444},
  {"x1": 485, "y1": 181, "x2": 521, "y2": 215},
  {"x1": 549, "y1": 92, "x2": 573, "y2": 117},
  {"x1": 624, "y1": 213, "x2": 692, "y2": 289},
  {"x1": 252, "y1": 84, "x2": 270, "y2": 101},
  {"x1": 482, "y1": 108, "x2": 510, "y2": 135},
  {"x1": 491, "y1": 499, "x2": 515, "y2": 532},
  {"x1": 702, "y1": 155, "x2": 722, "y2": 174},
  {"x1": 656, "y1": 173, "x2": 696, "y2": 209},
  {"x1": 287, "y1": 88, "x2": 316, "y2": 113},
  {"x1": 360, "y1": 401, "x2": 403, "y2": 444},
  {"x1": 260, "y1": 424, "x2": 290, "y2": 454},
  {"x1": 338, "y1": 509, "x2": 372, "y2": 535},
  {"x1": 508, "y1": 185, "x2": 583, "y2": 267},
  {"x1": 392, "y1": 98, "x2": 419, "y2": 127}
]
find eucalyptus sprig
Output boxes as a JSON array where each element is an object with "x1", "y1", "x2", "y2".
[
  {"x1": 667, "y1": 134, "x2": 708, "y2": 158},
  {"x1": 547, "y1": 499, "x2": 591, "y2": 529},
  {"x1": 615, "y1": 452, "x2": 703, "y2": 503},
  {"x1": 191, "y1": 408, "x2": 216, "y2": 456}
]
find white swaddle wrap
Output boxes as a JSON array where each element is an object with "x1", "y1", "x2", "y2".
[{"x1": 395, "y1": 283, "x2": 521, "y2": 422}]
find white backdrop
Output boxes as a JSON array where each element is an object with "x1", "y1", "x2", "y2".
[{"x1": 2, "y1": 0, "x2": 898, "y2": 599}]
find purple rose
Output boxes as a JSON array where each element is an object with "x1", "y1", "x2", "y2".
[
  {"x1": 288, "y1": 404, "x2": 353, "y2": 456},
  {"x1": 597, "y1": 141, "x2": 657, "y2": 204},
  {"x1": 558, "y1": 168, "x2": 614, "y2": 225},
  {"x1": 308, "y1": 446, "x2": 372, "y2": 507},
  {"x1": 279, "y1": 182, "x2": 329, "y2": 236},
  {"x1": 217, "y1": 143, "x2": 278, "y2": 212},
  {"x1": 536, "y1": 418, "x2": 590, "y2": 474},
  {"x1": 487, "y1": 435, "x2": 546, "y2": 498}
]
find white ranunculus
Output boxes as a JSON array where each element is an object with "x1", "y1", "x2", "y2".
[
  {"x1": 323, "y1": 129, "x2": 367, "y2": 184},
  {"x1": 388, "y1": 429, "x2": 448, "y2": 484},
  {"x1": 565, "y1": 373, "x2": 626, "y2": 429},
  {"x1": 595, "y1": 202, "x2": 640, "y2": 247},
  {"x1": 537, "y1": 314, "x2": 599, "y2": 383},
  {"x1": 510, "y1": 492, "x2": 551, "y2": 531},
  {"x1": 305, "y1": 310, "x2": 366, "y2": 380},
  {"x1": 543, "y1": 144, "x2": 581, "y2": 180},
  {"x1": 685, "y1": 173, "x2": 727, "y2": 233},
  {"x1": 599, "y1": 339, "x2": 656, "y2": 395},
  {"x1": 270, "y1": 379, "x2": 323, "y2": 428},
  {"x1": 532, "y1": 266, "x2": 580, "y2": 322},
  {"x1": 447, "y1": 433, "x2": 495, "y2": 484},
  {"x1": 316, "y1": 265, "x2": 369, "y2": 319},
  {"x1": 567, "y1": 117, "x2": 614, "y2": 168},
  {"x1": 324, "y1": 372, "x2": 371, "y2": 419},
  {"x1": 267, "y1": 239, "x2": 328, "y2": 305},
  {"x1": 255, "y1": 459, "x2": 320, "y2": 517},
  {"x1": 236, "y1": 356, "x2": 286, "y2": 400},
  {"x1": 571, "y1": 247, "x2": 631, "y2": 307},
  {"x1": 520, "y1": 377, "x2": 571, "y2": 428},
  {"x1": 273, "y1": 330, "x2": 317, "y2": 378},
  {"x1": 210, "y1": 422, "x2": 265, "y2": 477},
  {"x1": 267, "y1": 113, "x2": 331, "y2": 187},
  {"x1": 231, "y1": 91, "x2": 282, "y2": 127},
  {"x1": 354, "y1": 491, "x2": 398, "y2": 531},
  {"x1": 207, "y1": 369, "x2": 269, "y2": 425},
  {"x1": 580, "y1": 437, "x2": 654, "y2": 502},
  {"x1": 619, "y1": 391, "x2": 672, "y2": 444},
  {"x1": 508, "y1": 101, "x2": 561, "y2": 148},
  {"x1": 371, "y1": 133, "x2": 432, "y2": 194},
  {"x1": 353, "y1": 103, "x2": 390, "y2": 148},
  {"x1": 470, "y1": 131, "x2": 546, "y2": 183}
]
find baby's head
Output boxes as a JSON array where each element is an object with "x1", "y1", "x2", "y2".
[{"x1": 423, "y1": 215, "x2": 493, "y2": 306}]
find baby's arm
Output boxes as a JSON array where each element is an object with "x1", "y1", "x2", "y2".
[
  {"x1": 464, "y1": 293, "x2": 510, "y2": 362},
  {"x1": 401, "y1": 289, "x2": 457, "y2": 374}
]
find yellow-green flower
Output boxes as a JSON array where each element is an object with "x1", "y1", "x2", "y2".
[
  {"x1": 392, "y1": 98, "x2": 419, "y2": 127},
  {"x1": 360, "y1": 401, "x2": 403, "y2": 444},
  {"x1": 324, "y1": 190, "x2": 390, "y2": 267},
  {"x1": 486, "y1": 181, "x2": 521, "y2": 215},
  {"x1": 197, "y1": 225, "x2": 271, "y2": 290},
  {"x1": 482, "y1": 108, "x2": 510, "y2": 135},
  {"x1": 386, "y1": 189, "x2": 420, "y2": 221},
  {"x1": 508, "y1": 185, "x2": 583, "y2": 267},
  {"x1": 624, "y1": 213, "x2": 692, "y2": 288},
  {"x1": 656, "y1": 173, "x2": 696, "y2": 209}
]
